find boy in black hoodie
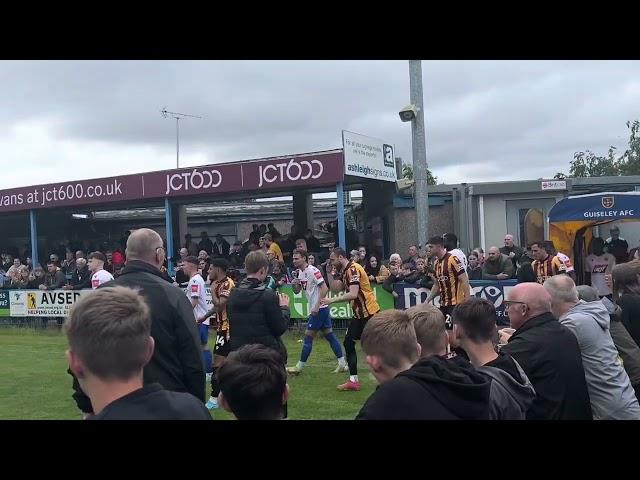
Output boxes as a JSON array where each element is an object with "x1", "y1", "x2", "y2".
[{"x1": 355, "y1": 309, "x2": 491, "y2": 420}]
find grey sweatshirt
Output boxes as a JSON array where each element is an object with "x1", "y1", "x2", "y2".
[{"x1": 560, "y1": 300, "x2": 640, "y2": 420}]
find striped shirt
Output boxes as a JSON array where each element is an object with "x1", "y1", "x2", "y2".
[{"x1": 434, "y1": 253, "x2": 467, "y2": 307}]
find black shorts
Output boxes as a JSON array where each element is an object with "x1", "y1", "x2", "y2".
[
  {"x1": 214, "y1": 331, "x2": 230, "y2": 357},
  {"x1": 439, "y1": 305, "x2": 455, "y2": 330},
  {"x1": 346, "y1": 313, "x2": 377, "y2": 340}
]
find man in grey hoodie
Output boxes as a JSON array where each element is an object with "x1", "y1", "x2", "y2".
[
  {"x1": 544, "y1": 276, "x2": 640, "y2": 420},
  {"x1": 451, "y1": 297, "x2": 536, "y2": 419}
]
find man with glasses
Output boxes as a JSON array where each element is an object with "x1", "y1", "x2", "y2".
[
  {"x1": 68, "y1": 228, "x2": 205, "y2": 418},
  {"x1": 498, "y1": 282, "x2": 592, "y2": 420}
]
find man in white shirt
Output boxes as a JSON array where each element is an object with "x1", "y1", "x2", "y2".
[
  {"x1": 444, "y1": 233, "x2": 468, "y2": 269},
  {"x1": 585, "y1": 238, "x2": 616, "y2": 297},
  {"x1": 182, "y1": 256, "x2": 212, "y2": 375},
  {"x1": 88, "y1": 252, "x2": 114, "y2": 290},
  {"x1": 287, "y1": 249, "x2": 347, "y2": 375}
]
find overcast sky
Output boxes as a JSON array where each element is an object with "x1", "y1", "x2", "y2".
[{"x1": 1, "y1": 60, "x2": 638, "y2": 190}]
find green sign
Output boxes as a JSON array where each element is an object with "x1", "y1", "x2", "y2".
[
  {"x1": 278, "y1": 284, "x2": 395, "y2": 319},
  {"x1": 0, "y1": 291, "x2": 9, "y2": 317}
]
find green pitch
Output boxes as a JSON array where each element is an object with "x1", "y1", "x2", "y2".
[{"x1": 0, "y1": 327, "x2": 376, "y2": 420}]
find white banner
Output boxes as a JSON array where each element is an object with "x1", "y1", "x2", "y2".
[
  {"x1": 342, "y1": 130, "x2": 397, "y2": 182},
  {"x1": 8, "y1": 288, "x2": 215, "y2": 317}
]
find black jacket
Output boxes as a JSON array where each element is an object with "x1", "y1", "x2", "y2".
[
  {"x1": 467, "y1": 266, "x2": 483, "y2": 281},
  {"x1": 70, "y1": 260, "x2": 205, "y2": 413},
  {"x1": 70, "y1": 266, "x2": 91, "y2": 290},
  {"x1": 44, "y1": 270, "x2": 66, "y2": 290},
  {"x1": 90, "y1": 384, "x2": 212, "y2": 420},
  {"x1": 356, "y1": 355, "x2": 492, "y2": 420},
  {"x1": 227, "y1": 277, "x2": 290, "y2": 363},
  {"x1": 198, "y1": 238, "x2": 214, "y2": 255},
  {"x1": 502, "y1": 312, "x2": 592, "y2": 420},
  {"x1": 212, "y1": 240, "x2": 230, "y2": 259},
  {"x1": 618, "y1": 294, "x2": 640, "y2": 349},
  {"x1": 229, "y1": 251, "x2": 246, "y2": 268}
]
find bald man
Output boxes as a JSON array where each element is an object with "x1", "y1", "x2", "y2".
[
  {"x1": 500, "y1": 234, "x2": 523, "y2": 275},
  {"x1": 482, "y1": 246, "x2": 514, "y2": 281},
  {"x1": 544, "y1": 276, "x2": 640, "y2": 419},
  {"x1": 69, "y1": 228, "x2": 205, "y2": 417},
  {"x1": 500, "y1": 282, "x2": 592, "y2": 420}
]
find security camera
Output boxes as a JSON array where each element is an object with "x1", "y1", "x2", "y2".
[{"x1": 399, "y1": 104, "x2": 418, "y2": 122}]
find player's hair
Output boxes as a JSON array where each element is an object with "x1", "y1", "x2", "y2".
[
  {"x1": 65, "y1": 286, "x2": 151, "y2": 380},
  {"x1": 184, "y1": 256, "x2": 199, "y2": 266},
  {"x1": 88, "y1": 251, "x2": 106, "y2": 262},
  {"x1": 245, "y1": 251, "x2": 269, "y2": 274},
  {"x1": 332, "y1": 247, "x2": 347, "y2": 259},
  {"x1": 428, "y1": 236, "x2": 444, "y2": 247},
  {"x1": 292, "y1": 249, "x2": 308, "y2": 261},
  {"x1": 209, "y1": 258, "x2": 229, "y2": 272},
  {"x1": 218, "y1": 344, "x2": 286, "y2": 420},
  {"x1": 361, "y1": 310, "x2": 419, "y2": 368}
]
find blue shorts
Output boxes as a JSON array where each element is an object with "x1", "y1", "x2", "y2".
[
  {"x1": 199, "y1": 323, "x2": 209, "y2": 345},
  {"x1": 307, "y1": 308, "x2": 332, "y2": 331}
]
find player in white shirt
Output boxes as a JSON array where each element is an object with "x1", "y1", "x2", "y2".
[
  {"x1": 443, "y1": 233, "x2": 468, "y2": 269},
  {"x1": 287, "y1": 249, "x2": 347, "y2": 375},
  {"x1": 88, "y1": 252, "x2": 114, "y2": 289},
  {"x1": 585, "y1": 238, "x2": 616, "y2": 297},
  {"x1": 182, "y1": 256, "x2": 212, "y2": 376}
]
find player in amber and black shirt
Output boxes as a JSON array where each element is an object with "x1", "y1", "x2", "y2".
[
  {"x1": 426, "y1": 236, "x2": 470, "y2": 320},
  {"x1": 322, "y1": 248, "x2": 380, "y2": 392},
  {"x1": 530, "y1": 241, "x2": 567, "y2": 284}
]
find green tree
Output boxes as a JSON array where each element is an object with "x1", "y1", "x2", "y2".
[
  {"x1": 568, "y1": 120, "x2": 640, "y2": 177},
  {"x1": 402, "y1": 163, "x2": 437, "y2": 185}
]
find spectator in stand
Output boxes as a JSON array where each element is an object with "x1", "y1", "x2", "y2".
[
  {"x1": 304, "y1": 229, "x2": 321, "y2": 253},
  {"x1": 382, "y1": 263, "x2": 402, "y2": 301},
  {"x1": 517, "y1": 245, "x2": 536, "y2": 283},
  {"x1": 49, "y1": 253, "x2": 61, "y2": 268},
  {"x1": 174, "y1": 249, "x2": 190, "y2": 286},
  {"x1": 198, "y1": 231, "x2": 214, "y2": 256},
  {"x1": 472, "y1": 248, "x2": 485, "y2": 266},
  {"x1": 500, "y1": 234, "x2": 523, "y2": 276},
  {"x1": 451, "y1": 298, "x2": 536, "y2": 420},
  {"x1": 1, "y1": 253, "x2": 12, "y2": 272},
  {"x1": 389, "y1": 253, "x2": 402, "y2": 267},
  {"x1": 197, "y1": 250, "x2": 210, "y2": 277},
  {"x1": 65, "y1": 286, "x2": 211, "y2": 420},
  {"x1": 6, "y1": 257, "x2": 23, "y2": 283},
  {"x1": 356, "y1": 310, "x2": 492, "y2": 420},
  {"x1": 229, "y1": 241, "x2": 245, "y2": 268},
  {"x1": 63, "y1": 258, "x2": 92, "y2": 290},
  {"x1": 113, "y1": 244, "x2": 125, "y2": 265},
  {"x1": 308, "y1": 254, "x2": 317, "y2": 267},
  {"x1": 27, "y1": 266, "x2": 46, "y2": 289},
  {"x1": 183, "y1": 234, "x2": 197, "y2": 256},
  {"x1": 606, "y1": 225, "x2": 629, "y2": 265},
  {"x1": 612, "y1": 260, "x2": 640, "y2": 349},
  {"x1": 629, "y1": 248, "x2": 640, "y2": 262},
  {"x1": 263, "y1": 234, "x2": 283, "y2": 263},
  {"x1": 365, "y1": 255, "x2": 390, "y2": 285},
  {"x1": 357, "y1": 246, "x2": 368, "y2": 266},
  {"x1": 544, "y1": 276, "x2": 640, "y2": 419},
  {"x1": 104, "y1": 251, "x2": 114, "y2": 274},
  {"x1": 112, "y1": 263, "x2": 125, "y2": 279},
  {"x1": 218, "y1": 344, "x2": 288, "y2": 420},
  {"x1": 198, "y1": 259, "x2": 210, "y2": 282},
  {"x1": 467, "y1": 252, "x2": 483, "y2": 280},
  {"x1": 270, "y1": 261, "x2": 289, "y2": 288},
  {"x1": 295, "y1": 238, "x2": 308, "y2": 253},
  {"x1": 25, "y1": 257, "x2": 33, "y2": 272},
  {"x1": 75, "y1": 250, "x2": 86, "y2": 261},
  {"x1": 213, "y1": 234, "x2": 230, "y2": 259},
  {"x1": 405, "y1": 245, "x2": 420, "y2": 270},
  {"x1": 61, "y1": 251, "x2": 76, "y2": 276},
  {"x1": 350, "y1": 250, "x2": 360, "y2": 264},
  {"x1": 41, "y1": 261, "x2": 66, "y2": 291},
  {"x1": 10, "y1": 266, "x2": 30, "y2": 289},
  {"x1": 443, "y1": 233, "x2": 468, "y2": 269},
  {"x1": 499, "y1": 282, "x2": 592, "y2": 420},
  {"x1": 265, "y1": 223, "x2": 278, "y2": 237},
  {"x1": 482, "y1": 246, "x2": 514, "y2": 281}
]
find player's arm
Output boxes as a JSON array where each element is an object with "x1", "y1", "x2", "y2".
[
  {"x1": 323, "y1": 283, "x2": 359, "y2": 305},
  {"x1": 425, "y1": 282, "x2": 440, "y2": 303},
  {"x1": 312, "y1": 282, "x2": 329, "y2": 313},
  {"x1": 458, "y1": 271, "x2": 471, "y2": 300}
]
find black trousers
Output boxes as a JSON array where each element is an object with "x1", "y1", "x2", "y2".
[{"x1": 343, "y1": 316, "x2": 373, "y2": 376}]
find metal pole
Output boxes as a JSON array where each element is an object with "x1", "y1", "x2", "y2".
[
  {"x1": 165, "y1": 198, "x2": 174, "y2": 276},
  {"x1": 176, "y1": 117, "x2": 180, "y2": 169},
  {"x1": 336, "y1": 182, "x2": 346, "y2": 250},
  {"x1": 29, "y1": 210, "x2": 38, "y2": 267},
  {"x1": 409, "y1": 60, "x2": 429, "y2": 250}
]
